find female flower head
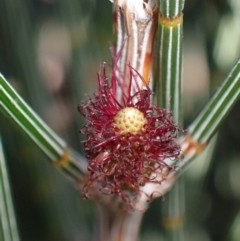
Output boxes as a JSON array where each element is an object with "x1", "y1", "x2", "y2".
[{"x1": 78, "y1": 51, "x2": 181, "y2": 209}]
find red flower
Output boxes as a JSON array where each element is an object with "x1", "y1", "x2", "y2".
[{"x1": 78, "y1": 52, "x2": 180, "y2": 208}]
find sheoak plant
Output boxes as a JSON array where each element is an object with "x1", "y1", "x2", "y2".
[{"x1": 0, "y1": 0, "x2": 239, "y2": 241}]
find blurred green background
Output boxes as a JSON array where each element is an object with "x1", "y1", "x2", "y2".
[{"x1": 0, "y1": 0, "x2": 240, "y2": 241}]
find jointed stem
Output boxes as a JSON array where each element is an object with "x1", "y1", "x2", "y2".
[
  {"x1": 176, "y1": 57, "x2": 240, "y2": 173},
  {"x1": 0, "y1": 136, "x2": 20, "y2": 241},
  {"x1": 0, "y1": 74, "x2": 87, "y2": 181},
  {"x1": 157, "y1": 0, "x2": 185, "y2": 240}
]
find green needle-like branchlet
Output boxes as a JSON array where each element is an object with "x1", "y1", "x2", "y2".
[
  {"x1": 177, "y1": 57, "x2": 240, "y2": 172},
  {"x1": 0, "y1": 136, "x2": 20, "y2": 241},
  {"x1": 159, "y1": 0, "x2": 185, "y2": 18},
  {"x1": 0, "y1": 74, "x2": 87, "y2": 181},
  {"x1": 157, "y1": 0, "x2": 185, "y2": 239},
  {"x1": 189, "y1": 58, "x2": 240, "y2": 143}
]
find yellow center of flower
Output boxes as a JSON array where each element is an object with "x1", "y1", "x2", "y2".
[{"x1": 114, "y1": 107, "x2": 147, "y2": 134}]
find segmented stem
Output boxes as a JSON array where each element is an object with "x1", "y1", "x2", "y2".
[
  {"x1": 157, "y1": 0, "x2": 185, "y2": 240},
  {"x1": 0, "y1": 74, "x2": 87, "y2": 181},
  {"x1": 159, "y1": 0, "x2": 185, "y2": 18},
  {"x1": 0, "y1": 136, "x2": 20, "y2": 241},
  {"x1": 177, "y1": 57, "x2": 240, "y2": 171},
  {"x1": 157, "y1": 13, "x2": 183, "y2": 120}
]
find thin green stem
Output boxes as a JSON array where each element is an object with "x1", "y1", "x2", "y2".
[
  {"x1": 0, "y1": 74, "x2": 87, "y2": 180},
  {"x1": 0, "y1": 135, "x2": 20, "y2": 241},
  {"x1": 177, "y1": 57, "x2": 240, "y2": 172},
  {"x1": 157, "y1": 1, "x2": 185, "y2": 239},
  {"x1": 161, "y1": 178, "x2": 185, "y2": 240},
  {"x1": 159, "y1": 0, "x2": 185, "y2": 18},
  {"x1": 157, "y1": 15, "x2": 183, "y2": 121},
  {"x1": 189, "y1": 58, "x2": 240, "y2": 143}
]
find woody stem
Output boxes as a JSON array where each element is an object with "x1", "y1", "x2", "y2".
[{"x1": 95, "y1": 205, "x2": 144, "y2": 241}]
